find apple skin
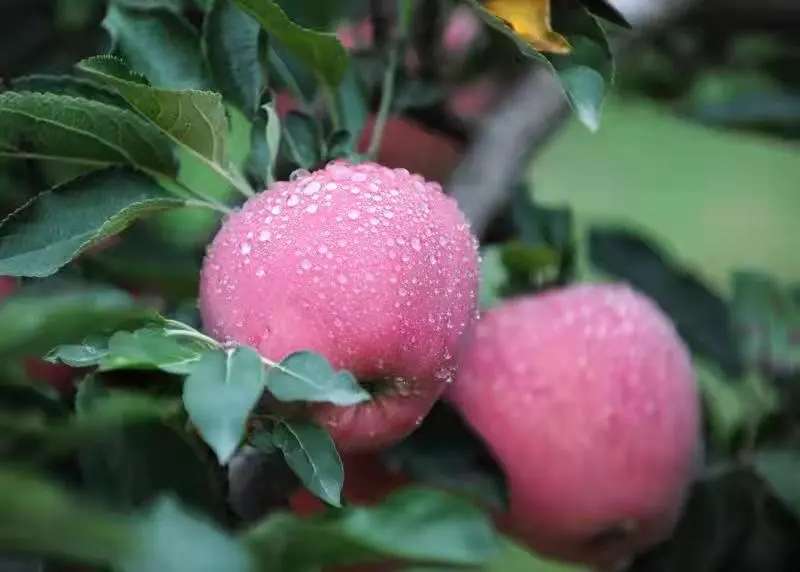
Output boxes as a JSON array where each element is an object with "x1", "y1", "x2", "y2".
[
  {"x1": 449, "y1": 284, "x2": 701, "y2": 567},
  {"x1": 199, "y1": 161, "x2": 479, "y2": 453}
]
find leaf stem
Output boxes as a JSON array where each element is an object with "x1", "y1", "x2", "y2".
[{"x1": 170, "y1": 179, "x2": 233, "y2": 214}]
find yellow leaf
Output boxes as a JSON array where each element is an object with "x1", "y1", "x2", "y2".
[{"x1": 483, "y1": 0, "x2": 571, "y2": 54}]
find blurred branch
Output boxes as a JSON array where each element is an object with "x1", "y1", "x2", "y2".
[{"x1": 449, "y1": 0, "x2": 700, "y2": 237}]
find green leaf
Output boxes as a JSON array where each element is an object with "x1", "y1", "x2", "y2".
[
  {"x1": 113, "y1": 0, "x2": 186, "y2": 11},
  {"x1": 50, "y1": 327, "x2": 209, "y2": 374},
  {"x1": 0, "y1": 470, "x2": 133, "y2": 565},
  {"x1": 0, "y1": 169, "x2": 185, "y2": 278},
  {"x1": 47, "y1": 337, "x2": 111, "y2": 368},
  {"x1": 0, "y1": 281, "x2": 159, "y2": 358},
  {"x1": 10, "y1": 74, "x2": 128, "y2": 107},
  {"x1": 104, "y1": 328, "x2": 210, "y2": 374},
  {"x1": 0, "y1": 91, "x2": 177, "y2": 177},
  {"x1": 731, "y1": 271, "x2": 800, "y2": 375},
  {"x1": 0, "y1": 470, "x2": 249, "y2": 572},
  {"x1": 104, "y1": 4, "x2": 212, "y2": 90},
  {"x1": 336, "y1": 66, "x2": 368, "y2": 145},
  {"x1": 79, "y1": 56, "x2": 253, "y2": 197},
  {"x1": 122, "y1": 497, "x2": 255, "y2": 572},
  {"x1": 183, "y1": 347, "x2": 266, "y2": 464},
  {"x1": 465, "y1": 1, "x2": 612, "y2": 130},
  {"x1": 272, "y1": 419, "x2": 343, "y2": 507},
  {"x1": 245, "y1": 487, "x2": 498, "y2": 569},
  {"x1": 282, "y1": 111, "x2": 321, "y2": 170},
  {"x1": 265, "y1": 351, "x2": 369, "y2": 406},
  {"x1": 754, "y1": 450, "x2": 800, "y2": 519},
  {"x1": 484, "y1": 536, "x2": 589, "y2": 572},
  {"x1": 204, "y1": 0, "x2": 264, "y2": 118},
  {"x1": 233, "y1": 0, "x2": 348, "y2": 87}
]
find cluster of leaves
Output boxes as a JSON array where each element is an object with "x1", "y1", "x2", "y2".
[{"x1": 0, "y1": 1, "x2": 631, "y2": 571}]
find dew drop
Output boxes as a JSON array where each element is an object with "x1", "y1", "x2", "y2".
[
  {"x1": 258, "y1": 230, "x2": 272, "y2": 242},
  {"x1": 305, "y1": 203, "x2": 319, "y2": 214},
  {"x1": 348, "y1": 210, "x2": 361, "y2": 220},
  {"x1": 240, "y1": 242, "x2": 252, "y2": 255},
  {"x1": 271, "y1": 205, "x2": 282, "y2": 215},
  {"x1": 287, "y1": 194, "x2": 300, "y2": 207},
  {"x1": 290, "y1": 169, "x2": 311, "y2": 181},
  {"x1": 302, "y1": 181, "x2": 321, "y2": 195}
]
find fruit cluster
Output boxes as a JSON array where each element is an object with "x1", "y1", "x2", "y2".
[
  {"x1": 197, "y1": 161, "x2": 700, "y2": 567},
  {"x1": 0, "y1": 164, "x2": 699, "y2": 568}
]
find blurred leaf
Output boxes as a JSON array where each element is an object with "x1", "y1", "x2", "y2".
[
  {"x1": 272, "y1": 419, "x2": 343, "y2": 507},
  {"x1": 0, "y1": 169, "x2": 185, "y2": 278},
  {"x1": 245, "y1": 487, "x2": 498, "y2": 568},
  {"x1": 753, "y1": 450, "x2": 800, "y2": 520},
  {"x1": 0, "y1": 470, "x2": 132, "y2": 565},
  {"x1": 479, "y1": 0, "x2": 571, "y2": 54},
  {"x1": 265, "y1": 351, "x2": 369, "y2": 406},
  {"x1": 0, "y1": 91, "x2": 177, "y2": 177},
  {"x1": 76, "y1": 377, "x2": 225, "y2": 516},
  {"x1": 0, "y1": 471, "x2": 249, "y2": 572},
  {"x1": 0, "y1": 281, "x2": 159, "y2": 358},
  {"x1": 696, "y1": 361, "x2": 749, "y2": 451},
  {"x1": 9, "y1": 75, "x2": 128, "y2": 107},
  {"x1": 50, "y1": 327, "x2": 210, "y2": 374},
  {"x1": 113, "y1": 0, "x2": 186, "y2": 10},
  {"x1": 500, "y1": 242, "x2": 561, "y2": 290},
  {"x1": 273, "y1": 0, "x2": 346, "y2": 30},
  {"x1": 121, "y1": 497, "x2": 254, "y2": 572},
  {"x1": 589, "y1": 227, "x2": 743, "y2": 376},
  {"x1": 466, "y1": 0, "x2": 612, "y2": 130},
  {"x1": 479, "y1": 246, "x2": 509, "y2": 309},
  {"x1": 233, "y1": 0, "x2": 348, "y2": 87},
  {"x1": 336, "y1": 66, "x2": 368, "y2": 144},
  {"x1": 204, "y1": 0, "x2": 264, "y2": 118},
  {"x1": 104, "y1": 4, "x2": 211, "y2": 90},
  {"x1": 732, "y1": 271, "x2": 800, "y2": 375},
  {"x1": 282, "y1": 111, "x2": 322, "y2": 170},
  {"x1": 183, "y1": 347, "x2": 266, "y2": 464}
]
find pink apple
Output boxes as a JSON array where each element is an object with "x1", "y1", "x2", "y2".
[
  {"x1": 450, "y1": 284, "x2": 700, "y2": 567},
  {"x1": 200, "y1": 161, "x2": 479, "y2": 452}
]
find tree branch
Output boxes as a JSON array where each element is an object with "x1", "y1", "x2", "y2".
[{"x1": 449, "y1": 0, "x2": 699, "y2": 237}]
